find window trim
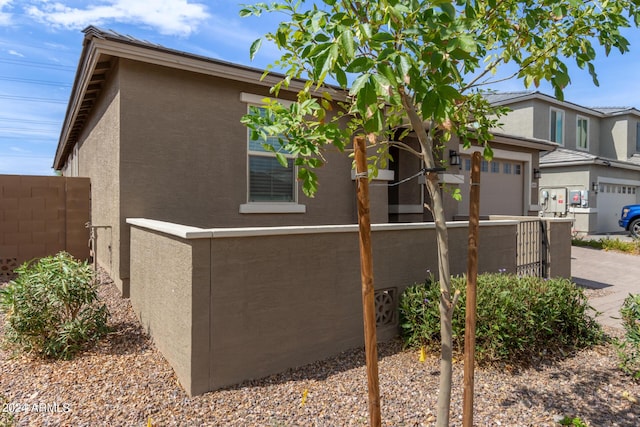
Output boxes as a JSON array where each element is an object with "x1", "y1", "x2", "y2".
[
  {"x1": 576, "y1": 115, "x2": 589, "y2": 151},
  {"x1": 240, "y1": 92, "x2": 306, "y2": 214},
  {"x1": 550, "y1": 107, "x2": 565, "y2": 145}
]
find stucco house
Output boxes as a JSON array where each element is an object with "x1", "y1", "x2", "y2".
[
  {"x1": 53, "y1": 27, "x2": 555, "y2": 297},
  {"x1": 49, "y1": 27, "x2": 575, "y2": 395},
  {"x1": 487, "y1": 91, "x2": 640, "y2": 234}
]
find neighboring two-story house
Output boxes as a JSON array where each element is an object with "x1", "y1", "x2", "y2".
[{"x1": 487, "y1": 91, "x2": 640, "y2": 234}]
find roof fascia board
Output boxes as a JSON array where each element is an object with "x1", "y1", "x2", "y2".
[
  {"x1": 491, "y1": 132, "x2": 558, "y2": 151},
  {"x1": 492, "y1": 92, "x2": 605, "y2": 118},
  {"x1": 542, "y1": 159, "x2": 640, "y2": 171},
  {"x1": 90, "y1": 38, "x2": 346, "y2": 100},
  {"x1": 53, "y1": 42, "x2": 103, "y2": 169},
  {"x1": 602, "y1": 109, "x2": 640, "y2": 119}
]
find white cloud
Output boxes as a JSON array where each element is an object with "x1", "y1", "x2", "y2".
[
  {"x1": 26, "y1": 0, "x2": 210, "y2": 36},
  {"x1": 8, "y1": 48, "x2": 23, "y2": 57},
  {"x1": 0, "y1": 0, "x2": 13, "y2": 26}
]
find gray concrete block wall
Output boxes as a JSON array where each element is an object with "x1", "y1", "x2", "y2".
[{"x1": 0, "y1": 175, "x2": 90, "y2": 276}]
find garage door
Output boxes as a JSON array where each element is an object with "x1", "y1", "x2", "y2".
[
  {"x1": 459, "y1": 157, "x2": 524, "y2": 216},
  {"x1": 597, "y1": 184, "x2": 638, "y2": 233}
]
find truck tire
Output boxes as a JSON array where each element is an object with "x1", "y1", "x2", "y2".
[{"x1": 631, "y1": 218, "x2": 640, "y2": 239}]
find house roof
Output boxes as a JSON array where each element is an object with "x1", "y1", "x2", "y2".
[
  {"x1": 486, "y1": 90, "x2": 640, "y2": 119},
  {"x1": 53, "y1": 26, "x2": 345, "y2": 170},
  {"x1": 541, "y1": 147, "x2": 640, "y2": 171},
  {"x1": 53, "y1": 27, "x2": 558, "y2": 170}
]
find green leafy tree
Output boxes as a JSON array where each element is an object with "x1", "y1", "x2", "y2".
[{"x1": 240, "y1": 1, "x2": 639, "y2": 424}]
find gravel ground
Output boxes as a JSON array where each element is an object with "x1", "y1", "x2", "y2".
[{"x1": 2, "y1": 271, "x2": 640, "y2": 426}]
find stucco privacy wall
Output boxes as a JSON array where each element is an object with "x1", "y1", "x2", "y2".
[
  {"x1": 0, "y1": 175, "x2": 90, "y2": 279},
  {"x1": 127, "y1": 218, "x2": 539, "y2": 396}
]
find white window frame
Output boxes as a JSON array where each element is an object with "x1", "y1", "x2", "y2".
[
  {"x1": 239, "y1": 93, "x2": 306, "y2": 214},
  {"x1": 576, "y1": 115, "x2": 589, "y2": 151},
  {"x1": 550, "y1": 107, "x2": 565, "y2": 145}
]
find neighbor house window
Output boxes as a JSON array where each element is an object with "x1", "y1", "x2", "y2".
[
  {"x1": 503, "y1": 163, "x2": 512, "y2": 174},
  {"x1": 636, "y1": 122, "x2": 640, "y2": 152},
  {"x1": 576, "y1": 116, "x2": 589, "y2": 150},
  {"x1": 247, "y1": 106, "x2": 296, "y2": 202},
  {"x1": 491, "y1": 161, "x2": 500, "y2": 173},
  {"x1": 550, "y1": 108, "x2": 564, "y2": 145},
  {"x1": 481, "y1": 160, "x2": 488, "y2": 172}
]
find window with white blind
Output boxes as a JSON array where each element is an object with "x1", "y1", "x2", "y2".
[
  {"x1": 247, "y1": 107, "x2": 296, "y2": 202},
  {"x1": 239, "y1": 93, "x2": 306, "y2": 214}
]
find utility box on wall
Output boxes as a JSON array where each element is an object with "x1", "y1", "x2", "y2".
[
  {"x1": 569, "y1": 190, "x2": 589, "y2": 208},
  {"x1": 540, "y1": 187, "x2": 568, "y2": 216}
]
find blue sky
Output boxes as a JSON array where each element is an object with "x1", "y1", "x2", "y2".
[{"x1": 0, "y1": 0, "x2": 639, "y2": 176}]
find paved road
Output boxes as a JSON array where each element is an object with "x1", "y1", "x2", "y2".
[{"x1": 572, "y1": 245, "x2": 640, "y2": 330}]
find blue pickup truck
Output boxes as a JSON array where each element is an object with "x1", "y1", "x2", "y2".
[{"x1": 619, "y1": 204, "x2": 640, "y2": 238}]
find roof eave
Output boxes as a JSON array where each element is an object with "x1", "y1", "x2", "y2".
[
  {"x1": 53, "y1": 28, "x2": 348, "y2": 171},
  {"x1": 491, "y1": 131, "x2": 558, "y2": 152}
]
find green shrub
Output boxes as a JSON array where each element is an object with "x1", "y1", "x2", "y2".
[
  {"x1": 616, "y1": 294, "x2": 640, "y2": 378},
  {"x1": 572, "y1": 237, "x2": 640, "y2": 255},
  {"x1": 601, "y1": 238, "x2": 640, "y2": 255},
  {"x1": 571, "y1": 238, "x2": 603, "y2": 249},
  {"x1": 0, "y1": 252, "x2": 109, "y2": 360},
  {"x1": 558, "y1": 416, "x2": 589, "y2": 427},
  {"x1": 399, "y1": 273, "x2": 603, "y2": 365}
]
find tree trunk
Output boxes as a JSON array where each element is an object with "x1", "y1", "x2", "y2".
[
  {"x1": 399, "y1": 88, "x2": 456, "y2": 427},
  {"x1": 427, "y1": 172, "x2": 455, "y2": 427}
]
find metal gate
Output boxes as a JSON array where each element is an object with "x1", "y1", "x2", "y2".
[{"x1": 516, "y1": 219, "x2": 548, "y2": 277}]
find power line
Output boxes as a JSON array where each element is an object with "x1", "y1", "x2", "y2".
[
  {"x1": 0, "y1": 94, "x2": 67, "y2": 104},
  {"x1": 0, "y1": 75, "x2": 72, "y2": 87},
  {"x1": 0, "y1": 154, "x2": 53, "y2": 159},
  {"x1": 0, "y1": 135, "x2": 57, "y2": 141},
  {"x1": 0, "y1": 57, "x2": 74, "y2": 71},
  {"x1": 0, "y1": 127, "x2": 58, "y2": 133},
  {"x1": 0, "y1": 117, "x2": 60, "y2": 126}
]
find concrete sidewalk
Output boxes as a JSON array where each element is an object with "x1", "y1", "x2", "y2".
[{"x1": 571, "y1": 245, "x2": 640, "y2": 330}]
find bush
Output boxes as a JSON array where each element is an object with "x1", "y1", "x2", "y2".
[
  {"x1": 572, "y1": 237, "x2": 640, "y2": 255},
  {"x1": 399, "y1": 273, "x2": 603, "y2": 365},
  {"x1": 602, "y1": 238, "x2": 640, "y2": 255},
  {"x1": 0, "y1": 252, "x2": 109, "y2": 360},
  {"x1": 617, "y1": 294, "x2": 640, "y2": 378}
]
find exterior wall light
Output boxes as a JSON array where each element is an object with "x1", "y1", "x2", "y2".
[
  {"x1": 592, "y1": 181, "x2": 598, "y2": 193},
  {"x1": 449, "y1": 150, "x2": 461, "y2": 166},
  {"x1": 533, "y1": 168, "x2": 541, "y2": 179}
]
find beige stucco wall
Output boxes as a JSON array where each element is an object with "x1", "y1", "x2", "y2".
[
  {"x1": 498, "y1": 99, "x2": 605, "y2": 155},
  {"x1": 128, "y1": 219, "x2": 533, "y2": 395},
  {"x1": 601, "y1": 117, "x2": 631, "y2": 160},
  {"x1": 493, "y1": 102, "x2": 535, "y2": 138},
  {"x1": 128, "y1": 226, "x2": 211, "y2": 395},
  {"x1": 545, "y1": 219, "x2": 572, "y2": 278},
  {"x1": 71, "y1": 58, "x2": 392, "y2": 296},
  {"x1": 118, "y1": 59, "x2": 362, "y2": 228},
  {"x1": 109, "y1": 59, "x2": 387, "y2": 294},
  {"x1": 72, "y1": 61, "x2": 124, "y2": 293}
]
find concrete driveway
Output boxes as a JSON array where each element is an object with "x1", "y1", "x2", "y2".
[{"x1": 571, "y1": 245, "x2": 640, "y2": 330}]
